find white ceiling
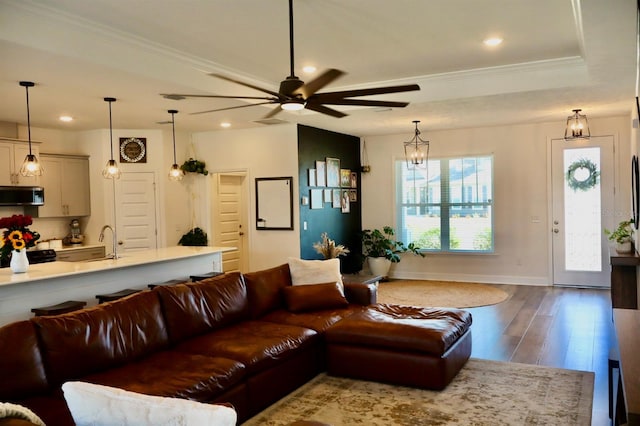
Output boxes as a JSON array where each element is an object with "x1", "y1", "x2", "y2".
[{"x1": 0, "y1": 0, "x2": 636, "y2": 137}]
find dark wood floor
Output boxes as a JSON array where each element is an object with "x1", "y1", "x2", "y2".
[{"x1": 467, "y1": 284, "x2": 614, "y2": 426}]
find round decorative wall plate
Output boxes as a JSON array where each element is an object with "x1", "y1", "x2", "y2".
[{"x1": 119, "y1": 137, "x2": 147, "y2": 163}]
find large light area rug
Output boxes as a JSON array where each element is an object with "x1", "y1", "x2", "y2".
[
  {"x1": 378, "y1": 280, "x2": 509, "y2": 308},
  {"x1": 242, "y1": 359, "x2": 594, "y2": 426}
]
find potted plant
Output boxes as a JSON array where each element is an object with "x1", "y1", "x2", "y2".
[
  {"x1": 360, "y1": 226, "x2": 424, "y2": 277},
  {"x1": 313, "y1": 232, "x2": 350, "y2": 259},
  {"x1": 605, "y1": 219, "x2": 634, "y2": 253}
]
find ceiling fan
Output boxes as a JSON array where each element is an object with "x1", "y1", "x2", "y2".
[{"x1": 160, "y1": 0, "x2": 420, "y2": 119}]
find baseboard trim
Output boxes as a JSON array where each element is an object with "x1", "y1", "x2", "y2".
[{"x1": 388, "y1": 272, "x2": 551, "y2": 286}]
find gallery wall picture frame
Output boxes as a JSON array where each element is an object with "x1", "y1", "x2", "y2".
[
  {"x1": 310, "y1": 189, "x2": 323, "y2": 209},
  {"x1": 308, "y1": 169, "x2": 316, "y2": 187},
  {"x1": 326, "y1": 157, "x2": 340, "y2": 187},
  {"x1": 341, "y1": 190, "x2": 350, "y2": 213},
  {"x1": 332, "y1": 189, "x2": 342, "y2": 208},
  {"x1": 324, "y1": 188, "x2": 332, "y2": 203},
  {"x1": 340, "y1": 169, "x2": 351, "y2": 187},
  {"x1": 315, "y1": 160, "x2": 326, "y2": 187},
  {"x1": 349, "y1": 189, "x2": 357, "y2": 202},
  {"x1": 350, "y1": 172, "x2": 358, "y2": 188}
]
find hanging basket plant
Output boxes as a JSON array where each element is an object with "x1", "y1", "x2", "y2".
[
  {"x1": 566, "y1": 158, "x2": 599, "y2": 192},
  {"x1": 180, "y1": 158, "x2": 209, "y2": 175}
]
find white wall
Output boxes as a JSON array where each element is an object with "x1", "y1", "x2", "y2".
[
  {"x1": 191, "y1": 124, "x2": 299, "y2": 271},
  {"x1": 362, "y1": 115, "x2": 632, "y2": 285}
]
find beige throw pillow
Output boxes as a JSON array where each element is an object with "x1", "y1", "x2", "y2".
[{"x1": 287, "y1": 258, "x2": 343, "y2": 288}]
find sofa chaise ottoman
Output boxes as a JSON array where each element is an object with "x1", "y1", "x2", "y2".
[{"x1": 325, "y1": 304, "x2": 472, "y2": 390}]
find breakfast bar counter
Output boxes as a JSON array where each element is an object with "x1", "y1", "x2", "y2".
[{"x1": 0, "y1": 246, "x2": 233, "y2": 326}]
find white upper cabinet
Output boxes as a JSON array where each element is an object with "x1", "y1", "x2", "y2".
[{"x1": 37, "y1": 154, "x2": 91, "y2": 217}]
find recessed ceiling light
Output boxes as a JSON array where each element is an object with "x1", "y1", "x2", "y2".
[
  {"x1": 483, "y1": 37, "x2": 503, "y2": 47},
  {"x1": 59, "y1": 115, "x2": 73, "y2": 122},
  {"x1": 220, "y1": 122, "x2": 231, "y2": 128},
  {"x1": 302, "y1": 65, "x2": 316, "y2": 74}
]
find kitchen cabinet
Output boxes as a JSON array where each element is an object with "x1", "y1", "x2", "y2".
[
  {"x1": 36, "y1": 154, "x2": 91, "y2": 217},
  {"x1": 55, "y1": 245, "x2": 105, "y2": 262},
  {"x1": 0, "y1": 139, "x2": 41, "y2": 186}
]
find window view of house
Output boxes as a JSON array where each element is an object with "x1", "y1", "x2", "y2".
[{"x1": 396, "y1": 155, "x2": 493, "y2": 252}]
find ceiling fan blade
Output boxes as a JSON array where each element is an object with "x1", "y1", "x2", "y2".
[
  {"x1": 312, "y1": 99, "x2": 410, "y2": 108},
  {"x1": 312, "y1": 84, "x2": 421, "y2": 101},
  {"x1": 189, "y1": 101, "x2": 278, "y2": 115},
  {"x1": 294, "y1": 69, "x2": 345, "y2": 99},
  {"x1": 262, "y1": 105, "x2": 283, "y2": 119},
  {"x1": 304, "y1": 103, "x2": 347, "y2": 118},
  {"x1": 161, "y1": 93, "x2": 278, "y2": 101},
  {"x1": 209, "y1": 73, "x2": 283, "y2": 98}
]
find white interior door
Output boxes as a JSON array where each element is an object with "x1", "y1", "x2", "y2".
[
  {"x1": 115, "y1": 172, "x2": 158, "y2": 252},
  {"x1": 212, "y1": 173, "x2": 248, "y2": 273},
  {"x1": 551, "y1": 136, "x2": 614, "y2": 287}
]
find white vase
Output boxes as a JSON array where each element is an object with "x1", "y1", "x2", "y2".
[
  {"x1": 10, "y1": 249, "x2": 29, "y2": 274},
  {"x1": 367, "y1": 257, "x2": 392, "y2": 278},
  {"x1": 616, "y1": 241, "x2": 633, "y2": 253}
]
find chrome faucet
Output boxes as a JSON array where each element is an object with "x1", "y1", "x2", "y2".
[{"x1": 98, "y1": 225, "x2": 119, "y2": 259}]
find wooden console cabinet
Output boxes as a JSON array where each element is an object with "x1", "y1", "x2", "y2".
[
  {"x1": 614, "y1": 309, "x2": 640, "y2": 425},
  {"x1": 610, "y1": 250, "x2": 639, "y2": 309}
]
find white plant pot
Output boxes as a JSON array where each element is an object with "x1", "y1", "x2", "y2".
[
  {"x1": 616, "y1": 241, "x2": 633, "y2": 253},
  {"x1": 367, "y1": 257, "x2": 392, "y2": 278},
  {"x1": 10, "y1": 249, "x2": 29, "y2": 274}
]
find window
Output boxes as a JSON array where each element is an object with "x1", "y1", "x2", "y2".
[{"x1": 396, "y1": 155, "x2": 493, "y2": 252}]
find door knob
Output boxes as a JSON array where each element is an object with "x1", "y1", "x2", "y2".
[
  {"x1": 553, "y1": 228, "x2": 559, "y2": 233},
  {"x1": 239, "y1": 232, "x2": 244, "y2": 236}
]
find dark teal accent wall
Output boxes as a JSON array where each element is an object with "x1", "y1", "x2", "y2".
[{"x1": 297, "y1": 124, "x2": 362, "y2": 273}]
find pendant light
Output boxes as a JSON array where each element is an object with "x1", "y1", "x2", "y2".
[
  {"x1": 19, "y1": 81, "x2": 43, "y2": 177},
  {"x1": 404, "y1": 120, "x2": 429, "y2": 169},
  {"x1": 564, "y1": 109, "x2": 590, "y2": 141},
  {"x1": 102, "y1": 97, "x2": 121, "y2": 179},
  {"x1": 167, "y1": 109, "x2": 184, "y2": 181}
]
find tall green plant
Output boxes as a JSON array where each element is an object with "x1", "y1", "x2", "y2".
[{"x1": 361, "y1": 226, "x2": 424, "y2": 263}]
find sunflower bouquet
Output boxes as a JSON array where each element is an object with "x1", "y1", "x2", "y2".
[{"x1": 0, "y1": 214, "x2": 40, "y2": 261}]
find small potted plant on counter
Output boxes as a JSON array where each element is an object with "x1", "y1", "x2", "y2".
[
  {"x1": 605, "y1": 219, "x2": 634, "y2": 253},
  {"x1": 361, "y1": 226, "x2": 424, "y2": 277}
]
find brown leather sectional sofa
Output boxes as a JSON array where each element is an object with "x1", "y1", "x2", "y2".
[
  {"x1": 0, "y1": 264, "x2": 377, "y2": 425},
  {"x1": 1, "y1": 263, "x2": 473, "y2": 426}
]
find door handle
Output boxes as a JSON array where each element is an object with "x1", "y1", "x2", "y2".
[
  {"x1": 239, "y1": 232, "x2": 244, "y2": 236},
  {"x1": 553, "y1": 228, "x2": 559, "y2": 233}
]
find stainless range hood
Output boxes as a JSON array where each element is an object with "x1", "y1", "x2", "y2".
[{"x1": 0, "y1": 186, "x2": 44, "y2": 206}]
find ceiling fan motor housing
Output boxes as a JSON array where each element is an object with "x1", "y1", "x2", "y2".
[{"x1": 280, "y1": 76, "x2": 305, "y2": 97}]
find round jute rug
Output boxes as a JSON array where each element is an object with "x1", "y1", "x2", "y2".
[{"x1": 377, "y1": 280, "x2": 509, "y2": 308}]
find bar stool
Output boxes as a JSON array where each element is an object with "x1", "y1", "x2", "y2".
[
  {"x1": 190, "y1": 272, "x2": 224, "y2": 282},
  {"x1": 31, "y1": 300, "x2": 86, "y2": 317},
  {"x1": 95, "y1": 288, "x2": 141, "y2": 304},
  {"x1": 148, "y1": 278, "x2": 187, "y2": 290}
]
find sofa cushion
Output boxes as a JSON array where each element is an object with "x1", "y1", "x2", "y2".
[
  {"x1": 32, "y1": 291, "x2": 169, "y2": 386},
  {"x1": 82, "y1": 350, "x2": 246, "y2": 402},
  {"x1": 288, "y1": 258, "x2": 343, "y2": 288},
  {"x1": 176, "y1": 320, "x2": 319, "y2": 374},
  {"x1": 0, "y1": 321, "x2": 49, "y2": 400},
  {"x1": 156, "y1": 272, "x2": 249, "y2": 344},
  {"x1": 243, "y1": 264, "x2": 292, "y2": 319},
  {"x1": 260, "y1": 305, "x2": 365, "y2": 333},
  {"x1": 62, "y1": 381, "x2": 237, "y2": 426},
  {"x1": 283, "y1": 282, "x2": 348, "y2": 313}
]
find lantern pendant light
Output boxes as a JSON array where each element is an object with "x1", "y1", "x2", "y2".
[
  {"x1": 167, "y1": 110, "x2": 184, "y2": 181},
  {"x1": 564, "y1": 109, "x2": 590, "y2": 141},
  {"x1": 19, "y1": 81, "x2": 43, "y2": 177},
  {"x1": 102, "y1": 97, "x2": 121, "y2": 179},
  {"x1": 404, "y1": 120, "x2": 429, "y2": 170}
]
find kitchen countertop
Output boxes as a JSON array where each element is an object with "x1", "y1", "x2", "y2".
[{"x1": 0, "y1": 246, "x2": 232, "y2": 287}]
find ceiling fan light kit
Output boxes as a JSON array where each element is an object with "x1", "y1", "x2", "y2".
[
  {"x1": 19, "y1": 81, "x2": 43, "y2": 177},
  {"x1": 564, "y1": 108, "x2": 590, "y2": 141},
  {"x1": 160, "y1": 0, "x2": 420, "y2": 120}
]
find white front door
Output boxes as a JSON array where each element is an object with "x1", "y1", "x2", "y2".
[
  {"x1": 115, "y1": 172, "x2": 158, "y2": 252},
  {"x1": 551, "y1": 136, "x2": 615, "y2": 287},
  {"x1": 212, "y1": 173, "x2": 248, "y2": 273}
]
